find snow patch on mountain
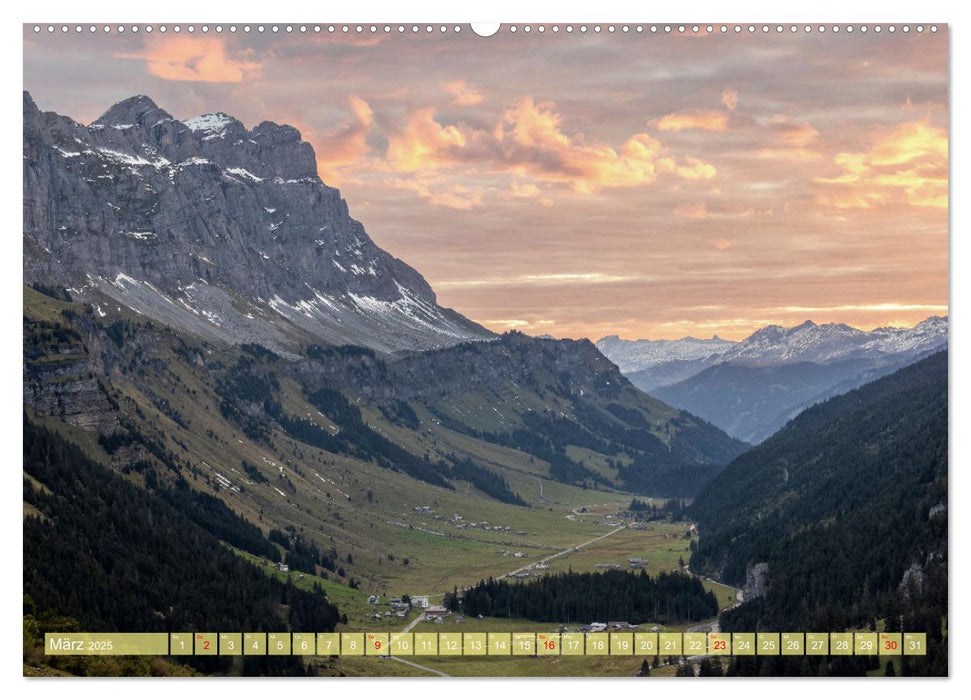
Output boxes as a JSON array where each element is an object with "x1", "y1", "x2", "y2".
[
  {"x1": 720, "y1": 318, "x2": 948, "y2": 366},
  {"x1": 183, "y1": 113, "x2": 234, "y2": 137},
  {"x1": 595, "y1": 335, "x2": 736, "y2": 374}
]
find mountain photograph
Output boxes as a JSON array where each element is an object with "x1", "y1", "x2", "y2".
[{"x1": 22, "y1": 23, "x2": 947, "y2": 681}]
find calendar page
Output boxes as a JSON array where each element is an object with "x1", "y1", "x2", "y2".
[{"x1": 22, "y1": 20, "x2": 948, "y2": 680}]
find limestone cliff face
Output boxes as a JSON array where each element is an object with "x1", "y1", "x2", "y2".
[
  {"x1": 23, "y1": 92, "x2": 493, "y2": 354},
  {"x1": 23, "y1": 314, "x2": 118, "y2": 433}
]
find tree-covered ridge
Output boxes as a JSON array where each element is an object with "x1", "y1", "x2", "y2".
[
  {"x1": 300, "y1": 331, "x2": 748, "y2": 497},
  {"x1": 458, "y1": 569, "x2": 718, "y2": 624},
  {"x1": 23, "y1": 418, "x2": 341, "y2": 635},
  {"x1": 688, "y1": 351, "x2": 947, "y2": 675},
  {"x1": 215, "y1": 354, "x2": 527, "y2": 503}
]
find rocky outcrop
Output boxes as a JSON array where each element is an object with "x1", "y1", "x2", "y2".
[
  {"x1": 899, "y1": 562, "x2": 925, "y2": 599},
  {"x1": 742, "y1": 562, "x2": 769, "y2": 602},
  {"x1": 23, "y1": 316, "x2": 118, "y2": 433}
]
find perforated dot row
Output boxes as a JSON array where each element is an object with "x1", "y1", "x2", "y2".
[
  {"x1": 30, "y1": 24, "x2": 941, "y2": 35},
  {"x1": 30, "y1": 24, "x2": 465, "y2": 34}
]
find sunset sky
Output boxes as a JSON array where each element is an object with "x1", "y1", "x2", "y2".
[{"x1": 22, "y1": 25, "x2": 949, "y2": 341}]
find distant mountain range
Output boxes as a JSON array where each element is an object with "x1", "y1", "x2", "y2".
[
  {"x1": 23, "y1": 92, "x2": 493, "y2": 355},
  {"x1": 597, "y1": 317, "x2": 947, "y2": 443},
  {"x1": 595, "y1": 335, "x2": 735, "y2": 376}
]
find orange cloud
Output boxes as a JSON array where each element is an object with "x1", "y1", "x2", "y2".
[
  {"x1": 389, "y1": 173, "x2": 484, "y2": 210},
  {"x1": 721, "y1": 87, "x2": 738, "y2": 111},
  {"x1": 444, "y1": 79, "x2": 484, "y2": 106},
  {"x1": 386, "y1": 107, "x2": 472, "y2": 171},
  {"x1": 502, "y1": 98, "x2": 716, "y2": 190},
  {"x1": 504, "y1": 97, "x2": 573, "y2": 149},
  {"x1": 123, "y1": 37, "x2": 260, "y2": 83},
  {"x1": 657, "y1": 156, "x2": 717, "y2": 180},
  {"x1": 815, "y1": 119, "x2": 947, "y2": 209},
  {"x1": 867, "y1": 121, "x2": 947, "y2": 166},
  {"x1": 509, "y1": 181, "x2": 552, "y2": 205},
  {"x1": 655, "y1": 110, "x2": 729, "y2": 132},
  {"x1": 381, "y1": 97, "x2": 715, "y2": 195},
  {"x1": 510, "y1": 181, "x2": 541, "y2": 198},
  {"x1": 758, "y1": 115, "x2": 820, "y2": 160},
  {"x1": 349, "y1": 95, "x2": 374, "y2": 126},
  {"x1": 314, "y1": 95, "x2": 375, "y2": 185}
]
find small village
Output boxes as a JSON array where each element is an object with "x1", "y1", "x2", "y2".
[{"x1": 362, "y1": 592, "x2": 657, "y2": 634}]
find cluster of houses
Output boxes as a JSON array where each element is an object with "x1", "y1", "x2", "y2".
[
  {"x1": 594, "y1": 514, "x2": 624, "y2": 526},
  {"x1": 507, "y1": 571, "x2": 540, "y2": 579},
  {"x1": 365, "y1": 594, "x2": 432, "y2": 621},
  {"x1": 494, "y1": 549, "x2": 531, "y2": 558},
  {"x1": 432, "y1": 513, "x2": 467, "y2": 524},
  {"x1": 423, "y1": 512, "x2": 516, "y2": 533},
  {"x1": 421, "y1": 606, "x2": 484, "y2": 625},
  {"x1": 433, "y1": 514, "x2": 514, "y2": 532},
  {"x1": 577, "y1": 621, "x2": 642, "y2": 633},
  {"x1": 594, "y1": 558, "x2": 648, "y2": 570}
]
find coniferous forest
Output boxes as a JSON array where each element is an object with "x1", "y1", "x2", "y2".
[
  {"x1": 689, "y1": 351, "x2": 948, "y2": 676},
  {"x1": 458, "y1": 569, "x2": 718, "y2": 624},
  {"x1": 23, "y1": 419, "x2": 340, "y2": 675}
]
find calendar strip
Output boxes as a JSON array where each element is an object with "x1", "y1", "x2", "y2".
[{"x1": 45, "y1": 631, "x2": 926, "y2": 656}]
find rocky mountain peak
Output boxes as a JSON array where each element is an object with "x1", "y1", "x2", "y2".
[
  {"x1": 93, "y1": 94, "x2": 173, "y2": 129},
  {"x1": 23, "y1": 92, "x2": 494, "y2": 355}
]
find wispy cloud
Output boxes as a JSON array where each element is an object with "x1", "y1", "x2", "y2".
[
  {"x1": 388, "y1": 172, "x2": 484, "y2": 210},
  {"x1": 721, "y1": 87, "x2": 739, "y2": 111},
  {"x1": 655, "y1": 110, "x2": 729, "y2": 132},
  {"x1": 757, "y1": 115, "x2": 820, "y2": 161},
  {"x1": 314, "y1": 95, "x2": 374, "y2": 184},
  {"x1": 777, "y1": 303, "x2": 948, "y2": 314},
  {"x1": 444, "y1": 79, "x2": 484, "y2": 106},
  {"x1": 436, "y1": 272, "x2": 645, "y2": 289}
]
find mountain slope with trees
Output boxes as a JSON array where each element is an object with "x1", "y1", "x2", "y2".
[
  {"x1": 23, "y1": 418, "x2": 342, "y2": 674},
  {"x1": 688, "y1": 351, "x2": 947, "y2": 675}
]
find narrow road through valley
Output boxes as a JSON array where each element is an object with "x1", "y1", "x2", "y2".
[
  {"x1": 497, "y1": 525, "x2": 627, "y2": 580},
  {"x1": 387, "y1": 656, "x2": 450, "y2": 677}
]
